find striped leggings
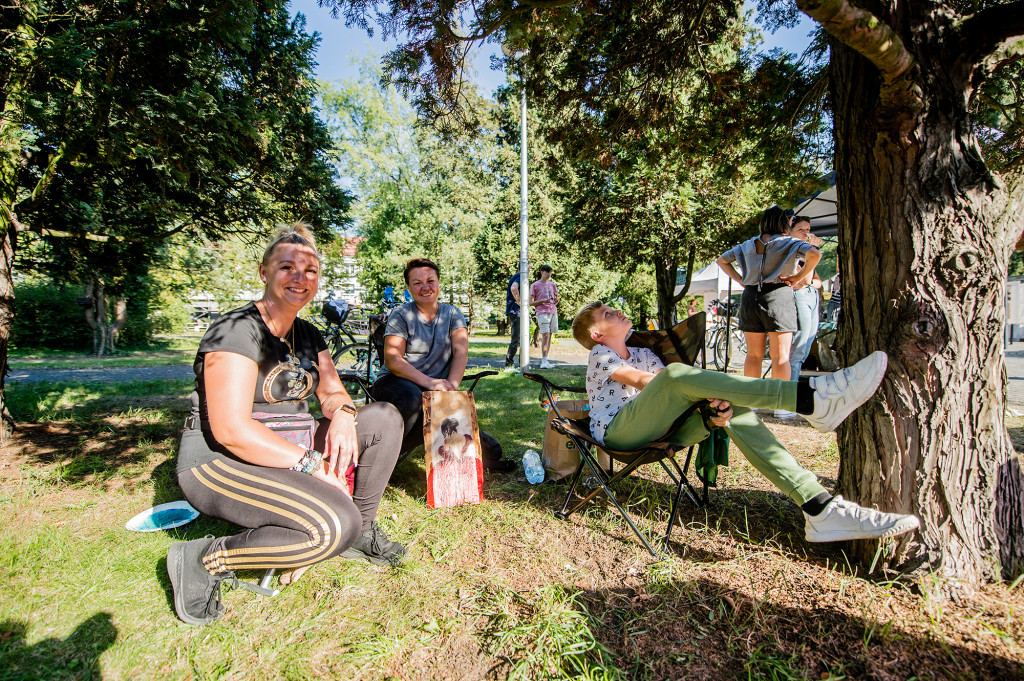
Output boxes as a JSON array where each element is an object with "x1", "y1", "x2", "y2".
[{"x1": 178, "y1": 402, "x2": 403, "y2": 573}]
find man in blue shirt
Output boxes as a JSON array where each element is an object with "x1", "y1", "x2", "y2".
[{"x1": 503, "y1": 272, "x2": 523, "y2": 371}]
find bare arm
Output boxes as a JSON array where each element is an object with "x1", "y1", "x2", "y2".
[
  {"x1": 717, "y1": 257, "x2": 744, "y2": 285},
  {"x1": 203, "y1": 351, "x2": 306, "y2": 468},
  {"x1": 510, "y1": 281, "x2": 520, "y2": 304},
  {"x1": 315, "y1": 349, "x2": 359, "y2": 475},
  {"x1": 609, "y1": 365, "x2": 659, "y2": 390},
  {"x1": 447, "y1": 326, "x2": 469, "y2": 388},
  {"x1": 781, "y1": 247, "x2": 821, "y2": 286},
  {"x1": 383, "y1": 335, "x2": 456, "y2": 391}
]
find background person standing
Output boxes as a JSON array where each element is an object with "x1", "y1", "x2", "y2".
[
  {"x1": 787, "y1": 216, "x2": 823, "y2": 380},
  {"x1": 503, "y1": 271, "x2": 522, "y2": 371},
  {"x1": 529, "y1": 265, "x2": 560, "y2": 369}
]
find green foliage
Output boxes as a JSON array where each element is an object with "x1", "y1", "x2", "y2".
[
  {"x1": 10, "y1": 282, "x2": 92, "y2": 350},
  {"x1": 528, "y1": 14, "x2": 826, "y2": 327},
  {"x1": 323, "y1": 61, "x2": 616, "y2": 325},
  {"x1": 3, "y1": 0, "x2": 352, "y2": 351}
]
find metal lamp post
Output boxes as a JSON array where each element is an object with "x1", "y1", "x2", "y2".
[{"x1": 503, "y1": 43, "x2": 531, "y2": 371}]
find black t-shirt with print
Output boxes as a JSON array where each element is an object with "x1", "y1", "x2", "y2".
[{"x1": 177, "y1": 302, "x2": 328, "y2": 472}]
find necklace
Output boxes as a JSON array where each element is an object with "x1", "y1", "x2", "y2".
[{"x1": 258, "y1": 299, "x2": 310, "y2": 401}]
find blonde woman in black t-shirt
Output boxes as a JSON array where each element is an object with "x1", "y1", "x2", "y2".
[{"x1": 167, "y1": 224, "x2": 406, "y2": 626}]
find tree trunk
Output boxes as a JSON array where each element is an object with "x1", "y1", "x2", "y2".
[
  {"x1": 83, "y1": 277, "x2": 112, "y2": 356},
  {"x1": 109, "y1": 295, "x2": 127, "y2": 352},
  {"x1": 654, "y1": 256, "x2": 679, "y2": 331},
  {"x1": 0, "y1": 225, "x2": 15, "y2": 444},
  {"x1": 830, "y1": 29, "x2": 1024, "y2": 596}
]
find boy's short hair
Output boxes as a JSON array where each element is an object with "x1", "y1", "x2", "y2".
[
  {"x1": 404, "y1": 258, "x2": 440, "y2": 285},
  {"x1": 539, "y1": 264, "x2": 553, "y2": 273},
  {"x1": 572, "y1": 301, "x2": 604, "y2": 350}
]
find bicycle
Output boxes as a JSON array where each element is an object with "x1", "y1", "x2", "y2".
[
  {"x1": 706, "y1": 299, "x2": 747, "y2": 371},
  {"x1": 311, "y1": 299, "x2": 376, "y2": 395}
]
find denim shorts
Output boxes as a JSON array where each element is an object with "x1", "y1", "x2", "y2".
[{"x1": 738, "y1": 284, "x2": 798, "y2": 333}]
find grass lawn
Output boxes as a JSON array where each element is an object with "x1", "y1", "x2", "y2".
[
  {"x1": 1, "y1": 373, "x2": 1022, "y2": 680},
  {"x1": 9, "y1": 336, "x2": 202, "y2": 369}
]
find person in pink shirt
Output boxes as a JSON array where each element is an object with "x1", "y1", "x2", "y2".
[{"x1": 529, "y1": 265, "x2": 560, "y2": 369}]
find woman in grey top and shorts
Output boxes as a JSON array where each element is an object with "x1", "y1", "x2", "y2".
[{"x1": 717, "y1": 207, "x2": 821, "y2": 381}]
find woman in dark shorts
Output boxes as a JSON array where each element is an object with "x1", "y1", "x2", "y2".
[
  {"x1": 717, "y1": 207, "x2": 821, "y2": 381},
  {"x1": 167, "y1": 224, "x2": 405, "y2": 626}
]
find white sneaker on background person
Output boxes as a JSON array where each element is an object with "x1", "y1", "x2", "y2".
[
  {"x1": 540, "y1": 358, "x2": 553, "y2": 369},
  {"x1": 774, "y1": 409, "x2": 797, "y2": 419},
  {"x1": 804, "y1": 496, "x2": 920, "y2": 542},
  {"x1": 804, "y1": 351, "x2": 888, "y2": 432}
]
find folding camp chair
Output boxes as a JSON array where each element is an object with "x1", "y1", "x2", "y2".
[{"x1": 523, "y1": 311, "x2": 727, "y2": 557}]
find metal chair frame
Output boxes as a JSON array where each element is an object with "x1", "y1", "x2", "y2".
[{"x1": 523, "y1": 311, "x2": 720, "y2": 557}]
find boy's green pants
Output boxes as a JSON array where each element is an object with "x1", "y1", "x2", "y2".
[{"x1": 603, "y1": 363, "x2": 828, "y2": 505}]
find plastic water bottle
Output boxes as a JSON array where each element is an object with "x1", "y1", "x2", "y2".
[{"x1": 523, "y1": 449, "x2": 545, "y2": 484}]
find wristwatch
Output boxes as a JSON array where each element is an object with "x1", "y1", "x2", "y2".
[{"x1": 338, "y1": 404, "x2": 357, "y2": 418}]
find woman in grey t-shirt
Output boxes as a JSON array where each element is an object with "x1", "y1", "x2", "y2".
[
  {"x1": 369, "y1": 258, "x2": 514, "y2": 471},
  {"x1": 717, "y1": 207, "x2": 821, "y2": 381}
]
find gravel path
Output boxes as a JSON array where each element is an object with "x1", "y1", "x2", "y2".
[
  {"x1": 14, "y1": 339, "x2": 1024, "y2": 410},
  {"x1": 5, "y1": 338, "x2": 591, "y2": 384}
]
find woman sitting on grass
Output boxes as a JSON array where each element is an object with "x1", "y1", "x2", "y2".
[{"x1": 167, "y1": 224, "x2": 406, "y2": 627}]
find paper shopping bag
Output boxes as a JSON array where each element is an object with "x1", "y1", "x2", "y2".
[
  {"x1": 422, "y1": 391, "x2": 484, "y2": 509},
  {"x1": 541, "y1": 398, "x2": 609, "y2": 479}
]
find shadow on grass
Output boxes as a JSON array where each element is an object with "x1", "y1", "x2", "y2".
[
  {"x1": 572, "y1": 577, "x2": 1023, "y2": 680},
  {"x1": 7, "y1": 418, "x2": 183, "y2": 489},
  {"x1": 0, "y1": 613, "x2": 117, "y2": 681}
]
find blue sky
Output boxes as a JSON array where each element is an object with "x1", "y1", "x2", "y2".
[{"x1": 288, "y1": 0, "x2": 818, "y2": 94}]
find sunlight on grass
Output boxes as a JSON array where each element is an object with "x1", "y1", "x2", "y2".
[{"x1": 1, "y1": 373, "x2": 1021, "y2": 679}]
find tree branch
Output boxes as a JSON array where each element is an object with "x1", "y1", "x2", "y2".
[
  {"x1": 796, "y1": 0, "x2": 923, "y2": 117},
  {"x1": 959, "y1": 1, "x2": 1024, "y2": 66},
  {"x1": 671, "y1": 248, "x2": 697, "y2": 304}
]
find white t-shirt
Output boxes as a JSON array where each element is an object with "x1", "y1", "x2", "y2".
[{"x1": 586, "y1": 344, "x2": 665, "y2": 444}]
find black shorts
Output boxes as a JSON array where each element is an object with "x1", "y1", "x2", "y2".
[{"x1": 738, "y1": 284, "x2": 798, "y2": 333}]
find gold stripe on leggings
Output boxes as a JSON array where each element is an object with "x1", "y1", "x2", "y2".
[{"x1": 192, "y1": 461, "x2": 344, "y2": 571}]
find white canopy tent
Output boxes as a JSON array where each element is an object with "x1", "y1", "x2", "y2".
[{"x1": 675, "y1": 261, "x2": 736, "y2": 317}]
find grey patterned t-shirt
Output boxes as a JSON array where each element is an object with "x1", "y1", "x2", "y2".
[
  {"x1": 586, "y1": 344, "x2": 665, "y2": 444},
  {"x1": 378, "y1": 301, "x2": 467, "y2": 380}
]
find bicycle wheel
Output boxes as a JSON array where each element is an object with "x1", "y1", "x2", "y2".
[
  {"x1": 709, "y1": 328, "x2": 728, "y2": 371},
  {"x1": 334, "y1": 342, "x2": 371, "y2": 400}
]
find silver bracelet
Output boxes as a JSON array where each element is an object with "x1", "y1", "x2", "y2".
[{"x1": 291, "y1": 449, "x2": 323, "y2": 474}]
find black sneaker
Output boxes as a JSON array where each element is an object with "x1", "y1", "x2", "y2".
[
  {"x1": 167, "y1": 536, "x2": 235, "y2": 626},
  {"x1": 341, "y1": 522, "x2": 407, "y2": 566},
  {"x1": 482, "y1": 457, "x2": 516, "y2": 472}
]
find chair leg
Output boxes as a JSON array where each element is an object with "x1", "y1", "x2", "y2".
[
  {"x1": 659, "y1": 456, "x2": 689, "y2": 546},
  {"x1": 235, "y1": 568, "x2": 281, "y2": 598},
  {"x1": 556, "y1": 457, "x2": 590, "y2": 520},
  {"x1": 561, "y1": 451, "x2": 667, "y2": 559},
  {"x1": 678, "y1": 445, "x2": 705, "y2": 508}
]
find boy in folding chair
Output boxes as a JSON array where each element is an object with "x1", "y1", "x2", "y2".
[{"x1": 572, "y1": 302, "x2": 920, "y2": 543}]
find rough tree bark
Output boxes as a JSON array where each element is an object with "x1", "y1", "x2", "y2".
[
  {"x1": 800, "y1": 0, "x2": 1024, "y2": 596},
  {"x1": 0, "y1": 227, "x2": 15, "y2": 443},
  {"x1": 654, "y1": 248, "x2": 696, "y2": 330}
]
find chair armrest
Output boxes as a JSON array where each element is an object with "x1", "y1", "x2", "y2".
[
  {"x1": 522, "y1": 372, "x2": 586, "y2": 394},
  {"x1": 463, "y1": 371, "x2": 497, "y2": 392},
  {"x1": 337, "y1": 371, "x2": 375, "y2": 402}
]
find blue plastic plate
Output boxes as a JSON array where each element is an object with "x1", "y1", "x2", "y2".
[{"x1": 125, "y1": 500, "x2": 199, "y2": 532}]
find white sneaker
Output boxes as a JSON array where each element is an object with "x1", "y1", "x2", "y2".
[
  {"x1": 540, "y1": 359, "x2": 552, "y2": 369},
  {"x1": 774, "y1": 409, "x2": 797, "y2": 419},
  {"x1": 804, "y1": 351, "x2": 888, "y2": 432},
  {"x1": 804, "y1": 495, "x2": 920, "y2": 542}
]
